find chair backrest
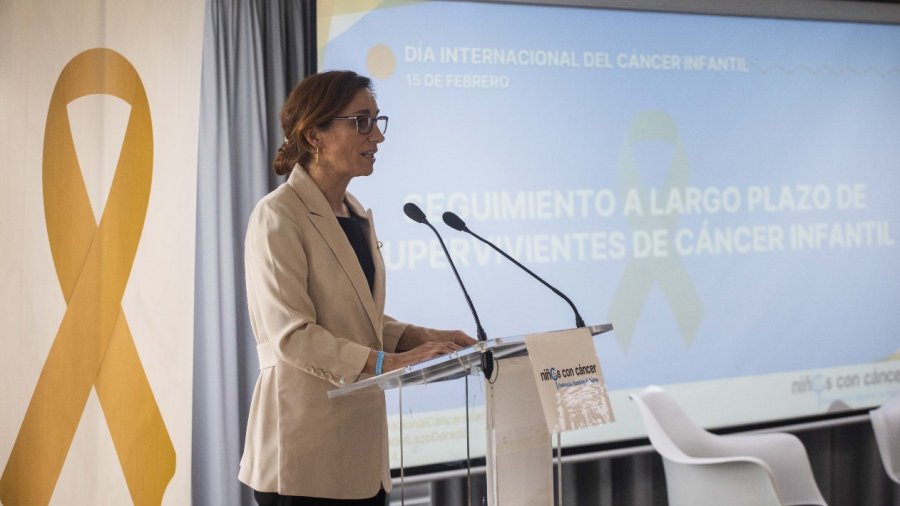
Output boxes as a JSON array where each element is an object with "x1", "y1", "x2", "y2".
[
  {"x1": 631, "y1": 386, "x2": 717, "y2": 458},
  {"x1": 630, "y1": 386, "x2": 785, "y2": 506},
  {"x1": 871, "y1": 394, "x2": 900, "y2": 484},
  {"x1": 630, "y1": 387, "x2": 692, "y2": 462}
]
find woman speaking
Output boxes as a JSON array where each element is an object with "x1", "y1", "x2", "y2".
[{"x1": 238, "y1": 71, "x2": 475, "y2": 505}]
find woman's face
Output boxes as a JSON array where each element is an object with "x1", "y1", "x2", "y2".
[{"x1": 316, "y1": 88, "x2": 385, "y2": 181}]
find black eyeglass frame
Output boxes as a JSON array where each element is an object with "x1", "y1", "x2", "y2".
[{"x1": 330, "y1": 115, "x2": 389, "y2": 135}]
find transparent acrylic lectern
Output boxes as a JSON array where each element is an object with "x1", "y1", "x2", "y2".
[{"x1": 329, "y1": 323, "x2": 613, "y2": 506}]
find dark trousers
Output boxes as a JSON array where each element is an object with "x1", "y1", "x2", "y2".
[{"x1": 254, "y1": 488, "x2": 387, "y2": 506}]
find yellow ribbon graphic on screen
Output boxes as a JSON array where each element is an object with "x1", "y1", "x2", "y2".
[
  {"x1": 0, "y1": 48, "x2": 174, "y2": 505},
  {"x1": 608, "y1": 111, "x2": 704, "y2": 351}
]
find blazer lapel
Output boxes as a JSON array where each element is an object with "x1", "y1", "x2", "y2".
[
  {"x1": 348, "y1": 198, "x2": 386, "y2": 319},
  {"x1": 288, "y1": 168, "x2": 381, "y2": 337}
]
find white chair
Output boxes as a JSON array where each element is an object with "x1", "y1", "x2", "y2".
[
  {"x1": 630, "y1": 386, "x2": 827, "y2": 506},
  {"x1": 870, "y1": 394, "x2": 900, "y2": 484}
]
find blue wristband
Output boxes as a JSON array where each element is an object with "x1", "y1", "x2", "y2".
[{"x1": 375, "y1": 351, "x2": 385, "y2": 375}]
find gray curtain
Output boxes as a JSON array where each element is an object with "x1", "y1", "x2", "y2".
[{"x1": 192, "y1": 1, "x2": 312, "y2": 505}]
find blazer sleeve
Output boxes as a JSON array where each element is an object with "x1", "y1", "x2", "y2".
[
  {"x1": 381, "y1": 315, "x2": 409, "y2": 353},
  {"x1": 245, "y1": 199, "x2": 371, "y2": 386}
]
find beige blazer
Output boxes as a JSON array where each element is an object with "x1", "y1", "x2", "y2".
[{"x1": 238, "y1": 166, "x2": 408, "y2": 499}]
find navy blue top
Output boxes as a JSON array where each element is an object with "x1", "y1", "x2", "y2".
[{"x1": 337, "y1": 214, "x2": 375, "y2": 293}]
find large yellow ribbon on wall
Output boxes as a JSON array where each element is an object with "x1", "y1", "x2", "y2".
[{"x1": 0, "y1": 48, "x2": 175, "y2": 505}]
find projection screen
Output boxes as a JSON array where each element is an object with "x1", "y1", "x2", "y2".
[{"x1": 316, "y1": 0, "x2": 900, "y2": 470}]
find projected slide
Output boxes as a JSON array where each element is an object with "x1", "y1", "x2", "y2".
[{"x1": 317, "y1": 0, "x2": 900, "y2": 468}]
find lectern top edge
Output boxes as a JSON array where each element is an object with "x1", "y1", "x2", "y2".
[{"x1": 327, "y1": 323, "x2": 613, "y2": 399}]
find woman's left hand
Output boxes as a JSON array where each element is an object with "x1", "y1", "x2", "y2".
[
  {"x1": 430, "y1": 329, "x2": 477, "y2": 347},
  {"x1": 398, "y1": 325, "x2": 477, "y2": 351}
]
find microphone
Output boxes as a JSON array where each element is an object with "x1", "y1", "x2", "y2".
[
  {"x1": 442, "y1": 211, "x2": 586, "y2": 329},
  {"x1": 403, "y1": 203, "x2": 494, "y2": 379}
]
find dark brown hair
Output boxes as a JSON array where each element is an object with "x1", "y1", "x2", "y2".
[{"x1": 273, "y1": 70, "x2": 374, "y2": 176}]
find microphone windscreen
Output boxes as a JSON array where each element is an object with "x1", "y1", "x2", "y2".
[
  {"x1": 403, "y1": 202, "x2": 427, "y2": 223},
  {"x1": 442, "y1": 211, "x2": 467, "y2": 231}
]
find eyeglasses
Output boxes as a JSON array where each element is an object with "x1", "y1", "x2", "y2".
[{"x1": 331, "y1": 115, "x2": 388, "y2": 135}]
